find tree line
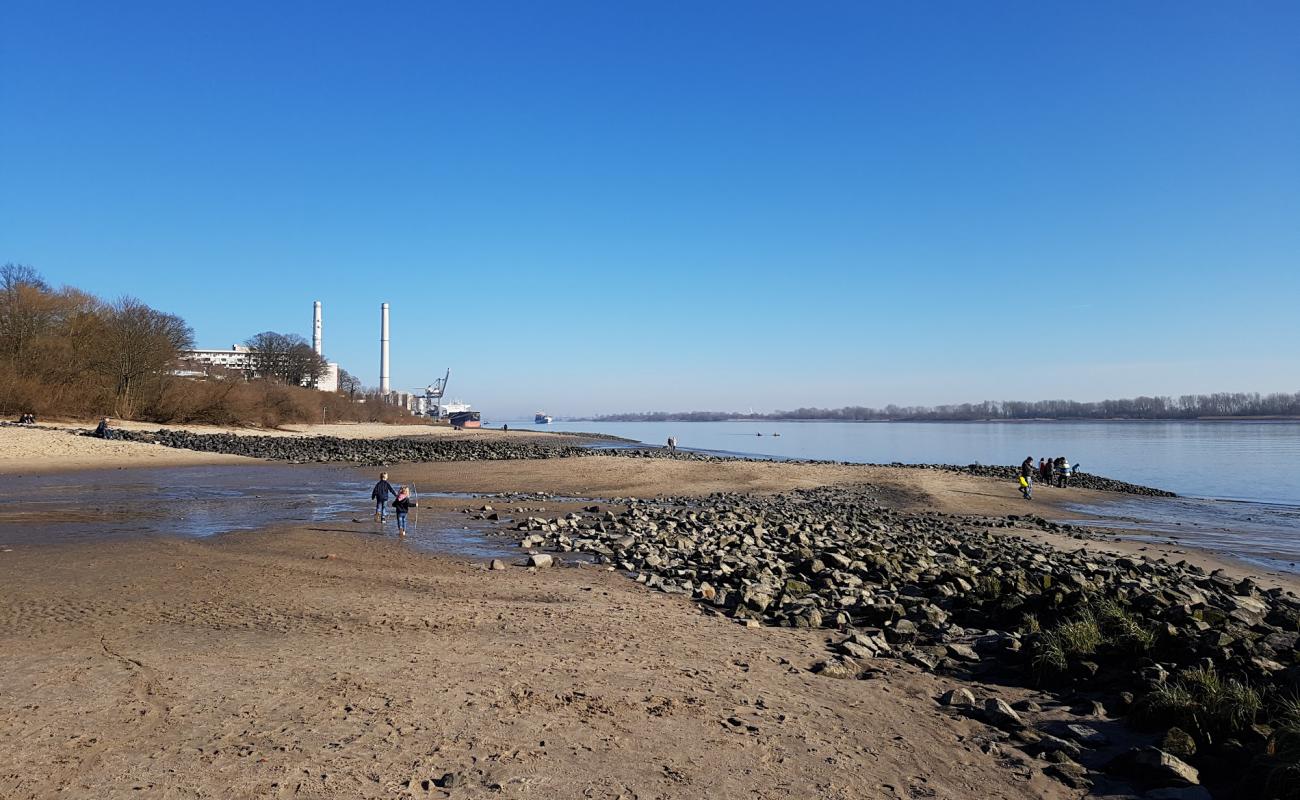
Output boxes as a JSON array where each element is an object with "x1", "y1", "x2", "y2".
[
  {"x1": 0, "y1": 264, "x2": 406, "y2": 425},
  {"x1": 591, "y1": 392, "x2": 1300, "y2": 423}
]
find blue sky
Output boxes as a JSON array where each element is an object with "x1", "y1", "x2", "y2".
[{"x1": 3, "y1": 1, "x2": 1297, "y2": 418}]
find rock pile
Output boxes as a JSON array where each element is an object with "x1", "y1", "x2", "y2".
[
  {"x1": 112, "y1": 429, "x2": 591, "y2": 464},
  {"x1": 507, "y1": 484, "x2": 1299, "y2": 797}
]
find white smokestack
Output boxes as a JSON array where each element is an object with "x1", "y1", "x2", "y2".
[
  {"x1": 312, "y1": 301, "x2": 322, "y2": 356},
  {"x1": 379, "y1": 302, "x2": 390, "y2": 395}
]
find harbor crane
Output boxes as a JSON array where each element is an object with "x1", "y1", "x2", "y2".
[{"x1": 423, "y1": 368, "x2": 450, "y2": 417}]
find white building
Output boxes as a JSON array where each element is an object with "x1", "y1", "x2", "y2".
[{"x1": 178, "y1": 345, "x2": 340, "y2": 393}]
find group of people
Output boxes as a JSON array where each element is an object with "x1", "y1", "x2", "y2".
[
  {"x1": 370, "y1": 472, "x2": 418, "y2": 537},
  {"x1": 1017, "y1": 455, "x2": 1078, "y2": 499},
  {"x1": 14, "y1": 412, "x2": 36, "y2": 424}
]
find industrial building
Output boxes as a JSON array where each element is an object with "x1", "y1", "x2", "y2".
[{"x1": 178, "y1": 301, "x2": 339, "y2": 392}]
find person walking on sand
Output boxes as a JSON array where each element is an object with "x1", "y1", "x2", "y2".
[
  {"x1": 392, "y1": 486, "x2": 417, "y2": 537},
  {"x1": 667, "y1": 436, "x2": 677, "y2": 454},
  {"x1": 1019, "y1": 456, "x2": 1035, "y2": 500},
  {"x1": 370, "y1": 472, "x2": 397, "y2": 523}
]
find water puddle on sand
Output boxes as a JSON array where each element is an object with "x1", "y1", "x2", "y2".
[
  {"x1": 1062, "y1": 495, "x2": 1300, "y2": 573},
  {"x1": 0, "y1": 464, "x2": 526, "y2": 560}
]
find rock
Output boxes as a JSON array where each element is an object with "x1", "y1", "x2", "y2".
[
  {"x1": 813, "y1": 657, "x2": 860, "y2": 679},
  {"x1": 840, "y1": 640, "x2": 878, "y2": 661},
  {"x1": 489, "y1": 559, "x2": 506, "y2": 571},
  {"x1": 1108, "y1": 747, "x2": 1199, "y2": 787},
  {"x1": 939, "y1": 688, "x2": 976, "y2": 707},
  {"x1": 528, "y1": 554, "x2": 554, "y2": 569},
  {"x1": 1160, "y1": 728, "x2": 1196, "y2": 760},
  {"x1": 1144, "y1": 787, "x2": 1211, "y2": 800},
  {"x1": 1044, "y1": 759, "x2": 1091, "y2": 789},
  {"x1": 1064, "y1": 724, "x2": 1108, "y2": 747},
  {"x1": 434, "y1": 772, "x2": 461, "y2": 788},
  {"x1": 983, "y1": 698, "x2": 1025, "y2": 730},
  {"x1": 945, "y1": 643, "x2": 980, "y2": 662}
]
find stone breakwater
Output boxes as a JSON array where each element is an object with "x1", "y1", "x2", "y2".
[
  {"x1": 508, "y1": 485, "x2": 1299, "y2": 797},
  {"x1": 111, "y1": 431, "x2": 1175, "y2": 497},
  {"x1": 111, "y1": 429, "x2": 592, "y2": 463}
]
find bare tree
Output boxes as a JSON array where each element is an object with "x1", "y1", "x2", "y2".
[
  {"x1": 0, "y1": 263, "x2": 55, "y2": 371},
  {"x1": 91, "y1": 297, "x2": 194, "y2": 416},
  {"x1": 336, "y1": 367, "x2": 361, "y2": 400},
  {"x1": 245, "y1": 331, "x2": 328, "y2": 387}
]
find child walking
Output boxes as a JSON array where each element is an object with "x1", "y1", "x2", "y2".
[
  {"x1": 371, "y1": 472, "x2": 396, "y2": 523},
  {"x1": 392, "y1": 486, "x2": 417, "y2": 537}
]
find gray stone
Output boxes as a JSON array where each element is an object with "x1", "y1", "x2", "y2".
[
  {"x1": 528, "y1": 553, "x2": 554, "y2": 568},
  {"x1": 939, "y1": 688, "x2": 976, "y2": 707},
  {"x1": 945, "y1": 643, "x2": 980, "y2": 662},
  {"x1": 489, "y1": 559, "x2": 506, "y2": 571},
  {"x1": 1110, "y1": 747, "x2": 1199, "y2": 787},
  {"x1": 1064, "y1": 724, "x2": 1109, "y2": 747},
  {"x1": 982, "y1": 698, "x2": 1025, "y2": 730}
]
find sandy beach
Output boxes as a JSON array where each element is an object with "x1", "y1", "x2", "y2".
[
  {"x1": 0, "y1": 525, "x2": 1076, "y2": 800},
  {"x1": 0, "y1": 421, "x2": 571, "y2": 476},
  {"x1": 2, "y1": 425, "x2": 1294, "y2": 798}
]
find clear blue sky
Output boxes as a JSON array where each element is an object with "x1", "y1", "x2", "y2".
[{"x1": 3, "y1": 1, "x2": 1297, "y2": 418}]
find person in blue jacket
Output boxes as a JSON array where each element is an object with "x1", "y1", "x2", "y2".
[{"x1": 370, "y1": 472, "x2": 397, "y2": 523}]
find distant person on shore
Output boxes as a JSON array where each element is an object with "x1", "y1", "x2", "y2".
[
  {"x1": 392, "y1": 486, "x2": 417, "y2": 537},
  {"x1": 502, "y1": 424, "x2": 508, "y2": 433},
  {"x1": 93, "y1": 417, "x2": 113, "y2": 439},
  {"x1": 371, "y1": 472, "x2": 397, "y2": 523},
  {"x1": 1019, "y1": 456, "x2": 1034, "y2": 500},
  {"x1": 667, "y1": 436, "x2": 677, "y2": 454},
  {"x1": 1038, "y1": 457, "x2": 1050, "y2": 485}
]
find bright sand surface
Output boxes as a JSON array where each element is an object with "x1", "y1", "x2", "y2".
[
  {"x1": 1, "y1": 432, "x2": 1292, "y2": 797},
  {"x1": 0, "y1": 421, "x2": 565, "y2": 475},
  {"x1": 0, "y1": 524, "x2": 1073, "y2": 800}
]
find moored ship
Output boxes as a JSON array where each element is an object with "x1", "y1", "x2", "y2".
[
  {"x1": 534, "y1": 412, "x2": 553, "y2": 424},
  {"x1": 449, "y1": 410, "x2": 481, "y2": 429}
]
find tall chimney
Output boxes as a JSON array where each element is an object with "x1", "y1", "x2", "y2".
[
  {"x1": 312, "y1": 301, "x2": 322, "y2": 356},
  {"x1": 379, "y1": 302, "x2": 390, "y2": 395}
]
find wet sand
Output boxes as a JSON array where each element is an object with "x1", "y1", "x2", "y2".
[
  {"x1": 3, "y1": 439, "x2": 1294, "y2": 797},
  {"x1": 0, "y1": 526, "x2": 1070, "y2": 800}
]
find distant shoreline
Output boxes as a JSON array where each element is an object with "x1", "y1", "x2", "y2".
[{"x1": 576, "y1": 415, "x2": 1300, "y2": 423}]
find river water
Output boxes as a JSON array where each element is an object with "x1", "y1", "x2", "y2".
[{"x1": 515, "y1": 419, "x2": 1300, "y2": 505}]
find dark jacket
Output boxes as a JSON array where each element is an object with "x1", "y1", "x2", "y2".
[
  {"x1": 371, "y1": 480, "x2": 396, "y2": 501},
  {"x1": 1020, "y1": 459, "x2": 1034, "y2": 478},
  {"x1": 393, "y1": 496, "x2": 416, "y2": 513}
]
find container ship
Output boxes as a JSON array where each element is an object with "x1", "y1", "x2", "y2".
[{"x1": 534, "y1": 412, "x2": 553, "y2": 424}]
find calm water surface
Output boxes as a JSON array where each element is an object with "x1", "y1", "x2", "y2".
[{"x1": 515, "y1": 420, "x2": 1300, "y2": 505}]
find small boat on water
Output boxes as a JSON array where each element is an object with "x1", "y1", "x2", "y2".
[
  {"x1": 535, "y1": 412, "x2": 553, "y2": 424},
  {"x1": 450, "y1": 410, "x2": 481, "y2": 429}
]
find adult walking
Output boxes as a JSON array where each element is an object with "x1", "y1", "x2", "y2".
[
  {"x1": 1019, "y1": 456, "x2": 1035, "y2": 500},
  {"x1": 370, "y1": 472, "x2": 397, "y2": 523},
  {"x1": 666, "y1": 436, "x2": 677, "y2": 454}
]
